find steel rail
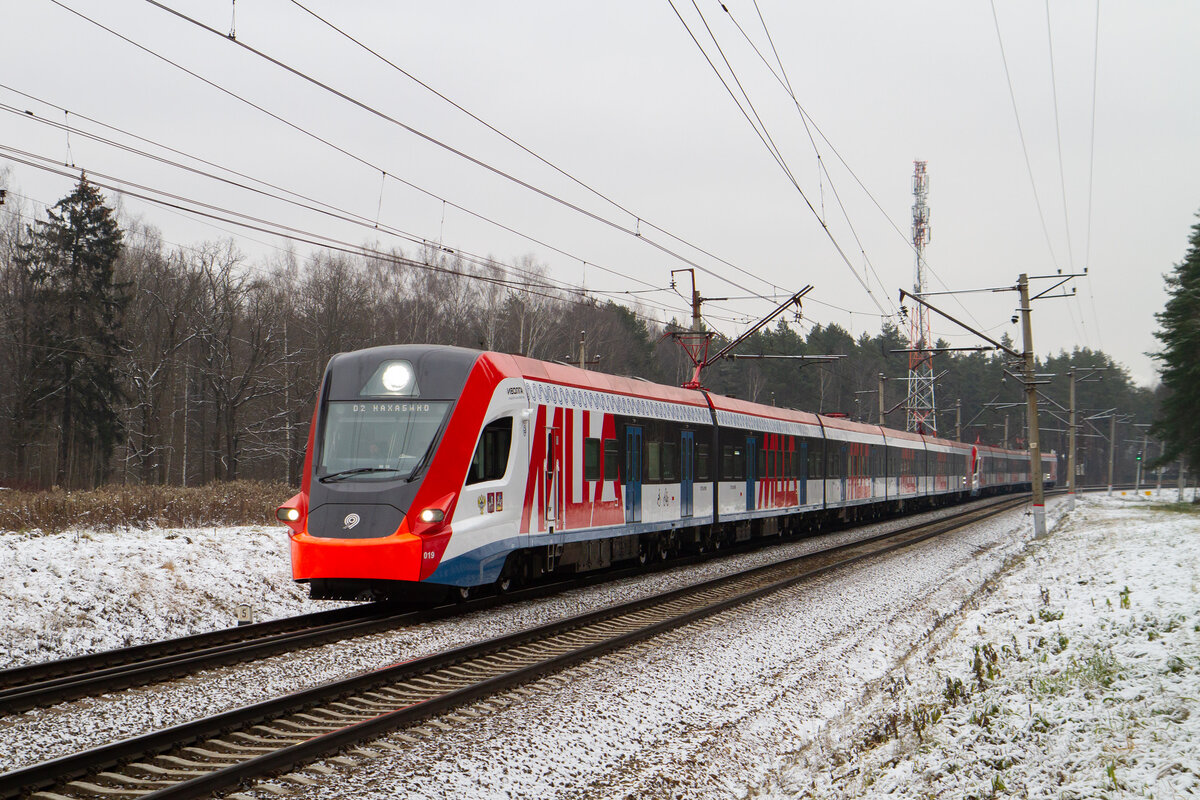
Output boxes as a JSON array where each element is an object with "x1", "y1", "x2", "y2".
[
  {"x1": 1, "y1": 490, "x2": 1049, "y2": 713},
  {"x1": 0, "y1": 552, "x2": 723, "y2": 713},
  {"x1": 1, "y1": 492, "x2": 1034, "y2": 800}
]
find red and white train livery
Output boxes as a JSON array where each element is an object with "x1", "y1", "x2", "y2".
[{"x1": 277, "y1": 345, "x2": 1055, "y2": 600}]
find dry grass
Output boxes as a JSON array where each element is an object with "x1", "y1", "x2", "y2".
[{"x1": 0, "y1": 481, "x2": 295, "y2": 534}]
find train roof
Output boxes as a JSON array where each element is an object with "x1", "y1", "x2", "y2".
[{"x1": 501, "y1": 353, "x2": 710, "y2": 408}]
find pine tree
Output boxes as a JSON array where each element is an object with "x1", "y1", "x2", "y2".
[
  {"x1": 18, "y1": 175, "x2": 126, "y2": 487},
  {"x1": 1151, "y1": 212, "x2": 1200, "y2": 477}
]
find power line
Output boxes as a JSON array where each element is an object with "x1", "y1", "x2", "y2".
[
  {"x1": 719, "y1": 1, "x2": 897, "y2": 319},
  {"x1": 282, "y1": 0, "x2": 779, "y2": 300},
  {"x1": 1044, "y1": 0, "x2": 1076, "y2": 271},
  {"x1": 1083, "y1": 0, "x2": 1106, "y2": 352},
  {"x1": 128, "y1": 0, "x2": 776, "y2": 305},
  {"x1": 1, "y1": 148, "x2": 749, "y2": 333},
  {"x1": 0, "y1": 89, "x2": 687, "y2": 309},
  {"x1": 989, "y1": 0, "x2": 1061, "y2": 270},
  {"x1": 42, "y1": 0, "x2": 773, "y2": 326},
  {"x1": 666, "y1": 0, "x2": 892, "y2": 321}
]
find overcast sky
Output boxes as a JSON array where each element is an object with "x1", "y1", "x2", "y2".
[{"x1": 2, "y1": 1, "x2": 1197, "y2": 386}]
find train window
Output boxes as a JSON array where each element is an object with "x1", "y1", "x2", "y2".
[
  {"x1": 584, "y1": 438, "x2": 601, "y2": 481},
  {"x1": 697, "y1": 443, "x2": 710, "y2": 481},
  {"x1": 466, "y1": 416, "x2": 513, "y2": 485},
  {"x1": 808, "y1": 440, "x2": 824, "y2": 479},
  {"x1": 603, "y1": 439, "x2": 619, "y2": 480},
  {"x1": 758, "y1": 447, "x2": 767, "y2": 478},
  {"x1": 722, "y1": 446, "x2": 745, "y2": 480},
  {"x1": 646, "y1": 442, "x2": 662, "y2": 482},
  {"x1": 662, "y1": 442, "x2": 679, "y2": 482}
]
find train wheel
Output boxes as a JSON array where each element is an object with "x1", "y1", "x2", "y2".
[
  {"x1": 637, "y1": 538, "x2": 651, "y2": 567},
  {"x1": 655, "y1": 535, "x2": 672, "y2": 562}
]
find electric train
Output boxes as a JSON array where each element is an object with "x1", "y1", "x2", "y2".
[{"x1": 276, "y1": 345, "x2": 1056, "y2": 600}]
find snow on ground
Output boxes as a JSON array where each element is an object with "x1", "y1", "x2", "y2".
[
  {"x1": 763, "y1": 491, "x2": 1200, "y2": 800},
  {"x1": 1, "y1": 491, "x2": 1195, "y2": 800},
  {"x1": 0, "y1": 499, "x2": 1019, "y2": 773},
  {"x1": 0, "y1": 525, "x2": 333, "y2": 667}
]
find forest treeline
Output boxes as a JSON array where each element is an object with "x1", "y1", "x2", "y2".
[{"x1": 0, "y1": 177, "x2": 1159, "y2": 490}]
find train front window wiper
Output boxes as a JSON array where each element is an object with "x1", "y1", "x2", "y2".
[{"x1": 318, "y1": 467, "x2": 403, "y2": 483}]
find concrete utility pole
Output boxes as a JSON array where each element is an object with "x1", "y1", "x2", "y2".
[
  {"x1": 1068, "y1": 367, "x2": 1077, "y2": 511},
  {"x1": 1155, "y1": 441, "x2": 1163, "y2": 496},
  {"x1": 1018, "y1": 274, "x2": 1046, "y2": 536},
  {"x1": 1136, "y1": 429, "x2": 1148, "y2": 491},
  {"x1": 1107, "y1": 414, "x2": 1117, "y2": 496},
  {"x1": 955, "y1": 399, "x2": 962, "y2": 442},
  {"x1": 878, "y1": 373, "x2": 886, "y2": 425},
  {"x1": 1003, "y1": 415, "x2": 1010, "y2": 450}
]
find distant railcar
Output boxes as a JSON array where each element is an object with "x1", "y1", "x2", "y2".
[{"x1": 277, "y1": 345, "x2": 1052, "y2": 601}]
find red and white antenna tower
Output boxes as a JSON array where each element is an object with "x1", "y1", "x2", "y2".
[{"x1": 906, "y1": 160, "x2": 936, "y2": 435}]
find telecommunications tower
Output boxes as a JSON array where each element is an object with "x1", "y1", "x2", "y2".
[{"x1": 906, "y1": 160, "x2": 936, "y2": 435}]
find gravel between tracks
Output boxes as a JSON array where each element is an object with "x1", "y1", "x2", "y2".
[{"x1": 0, "y1": 499, "x2": 1012, "y2": 774}]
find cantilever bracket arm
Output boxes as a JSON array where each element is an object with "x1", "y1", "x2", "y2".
[{"x1": 899, "y1": 288, "x2": 1020, "y2": 359}]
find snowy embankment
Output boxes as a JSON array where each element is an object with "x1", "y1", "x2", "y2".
[
  {"x1": 0, "y1": 494, "x2": 1195, "y2": 800},
  {"x1": 0, "y1": 525, "x2": 328, "y2": 667},
  {"x1": 767, "y1": 492, "x2": 1200, "y2": 799}
]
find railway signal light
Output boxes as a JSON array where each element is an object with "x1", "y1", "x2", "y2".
[{"x1": 1136, "y1": 450, "x2": 1143, "y2": 461}]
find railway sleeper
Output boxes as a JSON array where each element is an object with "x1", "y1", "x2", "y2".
[
  {"x1": 64, "y1": 781, "x2": 144, "y2": 798},
  {"x1": 126, "y1": 762, "x2": 206, "y2": 778},
  {"x1": 95, "y1": 773, "x2": 173, "y2": 789}
]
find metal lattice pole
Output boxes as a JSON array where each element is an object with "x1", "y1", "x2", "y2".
[{"x1": 907, "y1": 161, "x2": 936, "y2": 435}]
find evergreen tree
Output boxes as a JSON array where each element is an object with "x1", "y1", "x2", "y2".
[
  {"x1": 1151, "y1": 212, "x2": 1200, "y2": 475},
  {"x1": 18, "y1": 175, "x2": 126, "y2": 487}
]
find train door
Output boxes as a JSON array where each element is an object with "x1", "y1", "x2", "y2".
[
  {"x1": 544, "y1": 428, "x2": 561, "y2": 534},
  {"x1": 745, "y1": 437, "x2": 757, "y2": 511},
  {"x1": 680, "y1": 430, "x2": 694, "y2": 518},
  {"x1": 799, "y1": 440, "x2": 808, "y2": 505},
  {"x1": 625, "y1": 426, "x2": 642, "y2": 523},
  {"x1": 840, "y1": 444, "x2": 848, "y2": 501}
]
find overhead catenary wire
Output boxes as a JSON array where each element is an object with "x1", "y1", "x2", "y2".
[
  {"x1": 710, "y1": 0, "x2": 989, "y2": 341},
  {"x1": 1, "y1": 149, "x2": 747, "y2": 333},
  {"x1": 989, "y1": 0, "x2": 1061, "y2": 272},
  {"x1": 2, "y1": 42, "x2": 692, "y2": 311},
  {"x1": 665, "y1": 0, "x2": 893, "y2": 321},
  {"x1": 1044, "y1": 0, "x2": 1076, "y2": 272},
  {"x1": 282, "y1": 0, "x2": 779, "y2": 300},
  {"x1": 1083, "y1": 0, "x2": 1105, "y2": 352},
  {"x1": 42, "y1": 0, "x2": 777, "y2": 330},
  {"x1": 0, "y1": 90, "x2": 686, "y2": 306},
  {"x1": 126, "y1": 0, "x2": 777, "y2": 306},
  {"x1": 720, "y1": 1, "x2": 897, "y2": 319}
]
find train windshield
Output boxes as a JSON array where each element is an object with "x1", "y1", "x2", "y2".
[{"x1": 317, "y1": 400, "x2": 452, "y2": 482}]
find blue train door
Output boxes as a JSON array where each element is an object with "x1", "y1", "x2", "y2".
[
  {"x1": 799, "y1": 441, "x2": 808, "y2": 505},
  {"x1": 625, "y1": 426, "x2": 642, "y2": 523},
  {"x1": 840, "y1": 444, "x2": 848, "y2": 501},
  {"x1": 745, "y1": 437, "x2": 757, "y2": 511},
  {"x1": 681, "y1": 430, "x2": 694, "y2": 518}
]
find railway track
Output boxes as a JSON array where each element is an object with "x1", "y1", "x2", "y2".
[
  {"x1": 0, "y1": 492, "x2": 1036, "y2": 714},
  {"x1": 0, "y1": 492, "x2": 1034, "y2": 800}
]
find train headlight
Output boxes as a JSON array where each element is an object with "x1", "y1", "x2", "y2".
[
  {"x1": 418, "y1": 508, "x2": 445, "y2": 524},
  {"x1": 276, "y1": 507, "x2": 301, "y2": 523},
  {"x1": 381, "y1": 361, "x2": 415, "y2": 393}
]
